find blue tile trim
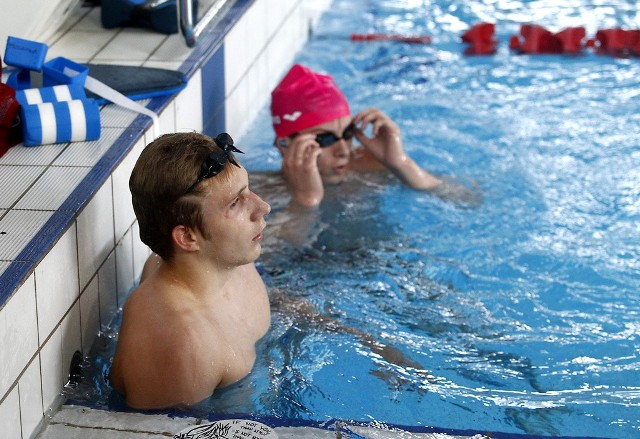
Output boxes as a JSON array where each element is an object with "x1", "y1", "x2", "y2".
[{"x1": 201, "y1": 44, "x2": 225, "y2": 137}]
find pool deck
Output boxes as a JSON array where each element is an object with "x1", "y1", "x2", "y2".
[{"x1": 35, "y1": 405, "x2": 483, "y2": 439}]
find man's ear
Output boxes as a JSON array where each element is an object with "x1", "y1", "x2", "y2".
[{"x1": 171, "y1": 225, "x2": 199, "y2": 252}]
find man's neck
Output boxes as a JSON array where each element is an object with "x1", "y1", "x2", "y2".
[{"x1": 158, "y1": 253, "x2": 233, "y2": 303}]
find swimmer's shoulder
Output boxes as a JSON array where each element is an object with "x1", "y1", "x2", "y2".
[{"x1": 349, "y1": 147, "x2": 386, "y2": 172}]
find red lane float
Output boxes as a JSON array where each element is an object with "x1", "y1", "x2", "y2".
[
  {"x1": 509, "y1": 24, "x2": 586, "y2": 54},
  {"x1": 461, "y1": 22, "x2": 498, "y2": 55},
  {"x1": 588, "y1": 28, "x2": 640, "y2": 57},
  {"x1": 350, "y1": 33, "x2": 431, "y2": 44}
]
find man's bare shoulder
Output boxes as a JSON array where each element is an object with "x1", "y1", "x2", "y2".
[
  {"x1": 227, "y1": 263, "x2": 270, "y2": 337},
  {"x1": 111, "y1": 280, "x2": 225, "y2": 408}
]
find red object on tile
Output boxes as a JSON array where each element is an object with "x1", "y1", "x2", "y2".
[
  {"x1": 461, "y1": 23, "x2": 497, "y2": 55},
  {"x1": 350, "y1": 33, "x2": 431, "y2": 44},
  {"x1": 0, "y1": 82, "x2": 22, "y2": 157}
]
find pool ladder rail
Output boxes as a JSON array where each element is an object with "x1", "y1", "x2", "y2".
[{"x1": 178, "y1": 0, "x2": 233, "y2": 47}]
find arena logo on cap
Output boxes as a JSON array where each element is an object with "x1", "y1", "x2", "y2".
[{"x1": 282, "y1": 111, "x2": 302, "y2": 121}]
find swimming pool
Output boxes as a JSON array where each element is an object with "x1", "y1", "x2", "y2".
[{"x1": 67, "y1": 0, "x2": 640, "y2": 437}]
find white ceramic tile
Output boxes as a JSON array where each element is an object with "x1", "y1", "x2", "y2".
[
  {"x1": 14, "y1": 166, "x2": 90, "y2": 211},
  {"x1": 71, "y1": 6, "x2": 102, "y2": 32},
  {"x1": 79, "y1": 275, "x2": 100, "y2": 355},
  {"x1": 116, "y1": 228, "x2": 134, "y2": 308},
  {"x1": 142, "y1": 60, "x2": 183, "y2": 70},
  {"x1": 266, "y1": 22, "x2": 304, "y2": 88},
  {"x1": 76, "y1": 178, "x2": 115, "y2": 290},
  {"x1": 0, "y1": 386, "x2": 21, "y2": 439},
  {"x1": 158, "y1": 100, "x2": 177, "y2": 136},
  {"x1": 224, "y1": 15, "x2": 249, "y2": 95},
  {"x1": 131, "y1": 221, "x2": 150, "y2": 283},
  {"x1": 246, "y1": 53, "x2": 270, "y2": 132},
  {"x1": 98, "y1": 251, "x2": 118, "y2": 330},
  {"x1": 245, "y1": 0, "x2": 269, "y2": 66},
  {"x1": 0, "y1": 165, "x2": 47, "y2": 209},
  {"x1": 94, "y1": 29, "x2": 167, "y2": 63},
  {"x1": 0, "y1": 144, "x2": 67, "y2": 166},
  {"x1": 148, "y1": 32, "x2": 193, "y2": 63},
  {"x1": 225, "y1": 75, "x2": 249, "y2": 138},
  {"x1": 43, "y1": 3, "x2": 90, "y2": 47},
  {"x1": 46, "y1": 30, "x2": 117, "y2": 64},
  {"x1": 174, "y1": 69, "x2": 203, "y2": 133},
  {"x1": 60, "y1": 302, "x2": 82, "y2": 387},
  {"x1": 19, "y1": 356, "x2": 44, "y2": 439},
  {"x1": 0, "y1": 274, "x2": 38, "y2": 397},
  {"x1": 0, "y1": 261, "x2": 9, "y2": 278},
  {"x1": 100, "y1": 104, "x2": 142, "y2": 128},
  {"x1": 53, "y1": 128, "x2": 126, "y2": 167},
  {"x1": 112, "y1": 138, "x2": 142, "y2": 242},
  {"x1": 0, "y1": 210, "x2": 53, "y2": 260},
  {"x1": 39, "y1": 326, "x2": 63, "y2": 414},
  {"x1": 266, "y1": 0, "x2": 297, "y2": 40},
  {"x1": 35, "y1": 225, "x2": 79, "y2": 342}
]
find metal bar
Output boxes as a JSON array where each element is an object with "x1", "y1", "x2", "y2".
[{"x1": 179, "y1": 0, "x2": 233, "y2": 47}]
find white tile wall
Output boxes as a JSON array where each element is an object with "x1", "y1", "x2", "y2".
[
  {"x1": 0, "y1": 274, "x2": 38, "y2": 398},
  {"x1": 79, "y1": 275, "x2": 100, "y2": 355},
  {"x1": 34, "y1": 225, "x2": 79, "y2": 343},
  {"x1": 39, "y1": 324, "x2": 64, "y2": 415},
  {"x1": 76, "y1": 178, "x2": 115, "y2": 290},
  {"x1": 0, "y1": 2, "x2": 332, "y2": 438},
  {"x1": 98, "y1": 251, "x2": 118, "y2": 330},
  {"x1": 19, "y1": 356, "x2": 45, "y2": 438},
  {"x1": 0, "y1": 386, "x2": 21, "y2": 439},
  {"x1": 175, "y1": 69, "x2": 204, "y2": 133},
  {"x1": 115, "y1": 228, "x2": 134, "y2": 307},
  {"x1": 112, "y1": 139, "x2": 141, "y2": 243},
  {"x1": 132, "y1": 221, "x2": 150, "y2": 281}
]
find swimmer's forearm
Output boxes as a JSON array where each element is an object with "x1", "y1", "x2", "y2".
[{"x1": 388, "y1": 157, "x2": 442, "y2": 190}]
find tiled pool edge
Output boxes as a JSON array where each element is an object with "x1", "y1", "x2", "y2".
[{"x1": 0, "y1": 1, "x2": 332, "y2": 437}]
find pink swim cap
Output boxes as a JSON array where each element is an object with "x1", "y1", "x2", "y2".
[{"x1": 270, "y1": 64, "x2": 351, "y2": 138}]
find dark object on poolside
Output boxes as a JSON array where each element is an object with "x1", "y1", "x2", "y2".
[
  {"x1": 0, "y1": 58, "x2": 23, "y2": 157},
  {"x1": 101, "y1": 0, "x2": 198, "y2": 34},
  {"x1": 587, "y1": 28, "x2": 640, "y2": 57},
  {"x1": 461, "y1": 22, "x2": 497, "y2": 55},
  {"x1": 351, "y1": 33, "x2": 431, "y2": 44},
  {"x1": 84, "y1": 64, "x2": 188, "y2": 104},
  {"x1": 67, "y1": 350, "x2": 84, "y2": 389},
  {"x1": 509, "y1": 24, "x2": 586, "y2": 54}
]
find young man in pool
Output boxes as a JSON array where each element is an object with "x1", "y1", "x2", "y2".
[
  {"x1": 109, "y1": 132, "x2": 271, "y2": 410},
  {"x1": 270, "y1": 63, "x2": 444, "y2": 208}
]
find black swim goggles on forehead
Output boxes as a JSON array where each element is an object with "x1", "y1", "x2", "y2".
[{"x1": 184, "y1": 132, "x2": 244, "y2": 194}]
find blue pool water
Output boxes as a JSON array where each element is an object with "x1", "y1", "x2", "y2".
[{"x1": 70, "y1": 0, "x2": 640, "y2": 438}]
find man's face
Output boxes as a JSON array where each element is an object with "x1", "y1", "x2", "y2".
[
  {"x1": 196, "y1": 166, "x2": 270, "y2": 267},
  {"x1": 301, "y1": 115, "x2": 354, "y2": 184}
]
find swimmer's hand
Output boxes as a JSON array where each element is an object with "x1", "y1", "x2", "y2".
[
  {"x1": 353, "y1": 108, "x2": 442, "y2": 190},
  {"x1": 277, "y1": 134, "x2": 324, "y2": 207}
]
